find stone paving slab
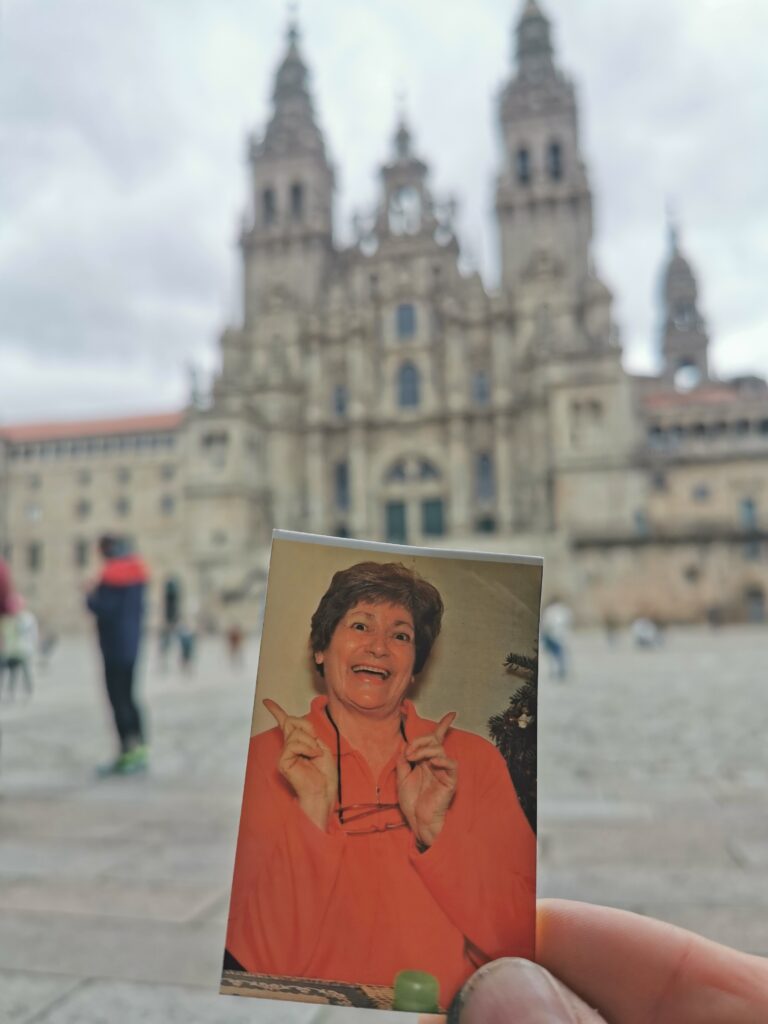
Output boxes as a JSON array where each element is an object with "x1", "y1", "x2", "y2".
[{"x1": 0, "y1": 626, "x2": 766, "y2": 1021}]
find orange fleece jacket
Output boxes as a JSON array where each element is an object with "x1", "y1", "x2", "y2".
[{"x1": 225, "y1": 695, "x2": 535, "y2": 1006}]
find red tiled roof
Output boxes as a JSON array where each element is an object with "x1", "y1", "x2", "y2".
[
  {"x1": 0, "y1": 411, "x2": 185, "y2": 443},
  {"x1": 642, "y1": 387, "x2": 741, "y2": 409}
]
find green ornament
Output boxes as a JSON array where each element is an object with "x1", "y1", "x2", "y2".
[{"x1": 393, "y1": 969, "x2": 440, "y2": 1012}]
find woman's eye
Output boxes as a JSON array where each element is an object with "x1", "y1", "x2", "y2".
[
  {"x1": 394, "y1": 632, "x2": 413, "y2": 643},
  {"x1": 351, "y1": 621, "x2": 366, "y2": 631}
]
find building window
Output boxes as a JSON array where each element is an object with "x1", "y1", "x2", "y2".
[
  {"x1": 262, "y1": 187, "x2": 276, "y2": 226},
  {"x1": 334, "y1": 524, "x2": 349, "y2": 538},
  {"x1": 419, "y1": 459, "x2": 440, "y2": 481},
  {"x1": 547, "y1": 141, "x2": 563, "y2": 180},
  {"x1": 740, "y1": 497, "x2": 757, "y2": 530},
  {"x1": 516, "y1": 147, "x2": 531, "y2": 185},
  {"x1": 396, "y1": 303, "x2": 416, "y2": 339},
  {"x1": 27, "y1": 542, "x2": 42, "y2": 572},
  {"x1": 75, "y1": 499, "x2": 91, "y2": 520},
  {"x1": 476, "y1": 516, "x2": 497, "y2": 534},
  {"x1": 290, "y1": 182, "x2": 303, "y2": 220},
  {"x1": 475, "y1": 452, "x2": 495, "y2": 500},
  {"x1": 333, "y1": 384, "x2": 348, "y2": 418},
  {"x1": 692, "y1": 483, "x2": 711, "y2": 502},
  {"x1": 201, "y1": 431, "x2": 229, "y2": 449},
  {"x1": 422, "y1": 498, "x2": 445, "y2": 537},
  {"x1": 386, "y1": 459, "x2": 407, "y2": 482},
  {"x1": 472, "y1": 370, "x2": 491, "y2": 406},
  {"x1": 115, "y1": 497, "x2": 131, "y2": 517},
  {"x1": 651, "y1": 471, "x2": 667, "y2": 492},
  {"x1": 397, "y1": 362, "x2": 420, "y2": 408},
  {"x1": 334, "y1": 461, "x2": 349, "y2": 511},
  {"x1": 634, "y1": 509, "x2": 649, "y2": 536},
  {"x1": 385, "y1": 501, "x2": 407, "y2": 544},
  {"x1": 160, "y1": 495, "x2": 175, "y2": 516},
  {"x1": 74, "y1": 539, "x2": 89, "y2": 569}
]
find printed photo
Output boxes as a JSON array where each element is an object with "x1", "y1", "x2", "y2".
[{"x1": 220, "y1": 531, "x2": 542, "y2": 1012}]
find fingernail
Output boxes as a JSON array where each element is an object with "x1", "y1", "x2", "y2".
[{"x1": 449, "y1": 958, "x2": 601, "y2": 1024}]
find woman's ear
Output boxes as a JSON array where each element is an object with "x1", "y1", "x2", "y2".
[{"x1": 315, "y1": 651, "x2": 324, "y2": 666}]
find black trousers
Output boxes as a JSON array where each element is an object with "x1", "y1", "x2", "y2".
[{"x1": 103, "y1": 659, "x2": 144, "y2": 751}]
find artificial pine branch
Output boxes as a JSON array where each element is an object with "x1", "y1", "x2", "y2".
[{"x1": 488, "y1": 642, "x2": 538, "y2": 832}]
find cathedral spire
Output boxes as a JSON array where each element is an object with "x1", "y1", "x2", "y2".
[
  {"x1": 515, "y1": 0, "x2": 556, "y2": 81},
  {"x1": 261, "y1": 16, "x2": 324, "y2": 156},
  {"x1": 659, "y1": 220, "x2": 709, "y2": 385}
]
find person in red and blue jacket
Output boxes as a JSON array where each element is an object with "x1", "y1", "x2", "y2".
[{"x1": 86, "y1": 535, "x2": 150, "y2": 774}]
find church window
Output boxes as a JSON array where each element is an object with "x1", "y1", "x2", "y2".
[
  {"x1": 333, "y1": 384, "x2": 348, "y2": 418},
  {"x1": 419, "y1": 459, "x2": 441, "y2": 481},
  {"x1": 385, "y1": 501, "x2": 407, "y2": 544},
  {"x1": 160, "y1": 494, "x2": 175, "y2": 516},
  {"x1": 516, "y1": 147, "x2": 531, "y2": 185},
  {"x1": 290, "y1": 182, "x2": 304, "y2": 221},
  {"x1": 547, "y1": 141, "x2": 563, "y2": 181},
  {"x1": 75, "y1": 499, "x2": 91, "y2": 520},
  {"x1": 634, "y1": 509, "x2": 649, "y2": 536},
  {"x1": 476, "y1": 516, "x2": 497, "y2": 534},
  {"x1": 115, "y1": 496, "x2": 131, "y2": 518},
  {"x1": 422, "y1": 498, "x2": 445, "y2": 537},
  {"x1": 651, "y1": 471, "x2": 667, "y2": 492},
  {"x1": 386, "y1": 459, "x2": 407, "y2": 482},
  {"x1": 397, "y1": 362, "x2": 420, "y2": 408},
  {"x1": 74, "y1": 539, "x2": 89, "y2": 569},
  {"x1": 475, "y1": 452, "x2": 495, "y2": 500},
  {"x1": 396, "y1": 303, "x2": 416, "y2": 339},
  {"x1": 740, "y1": 497, "x2": 757, "y2": 530},
  {"x1": 26, "y1": 542, "x2": 42, "y2": 572},
  {"x1": 472, "y1": 370, "x2": 491, "y2": 406},
  {"x1": 334, "y1": 461, "x2": 349, "y2": 510},
  {"x1": 262, "y1": 187, "x2": 276, "y2": 226}
]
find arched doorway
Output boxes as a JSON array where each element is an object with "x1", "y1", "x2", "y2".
[{"x1": 381, "y1": 455, "x2": 446, "y2": 545}]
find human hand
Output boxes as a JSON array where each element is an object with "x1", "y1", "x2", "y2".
[
  {"x1": 449, "y1": 898, "x2": 768, "y2": 1023},
  {"x1": 396, "y1": 711, "x2": 458, "y2": 849},
  {"x1": 263, "y1": 698, "x2": 337, "y2": 832}
]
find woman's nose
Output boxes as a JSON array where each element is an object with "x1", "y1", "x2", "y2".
[{"x1": 366, "y1": 632, "x2": 389, "y2": 656}]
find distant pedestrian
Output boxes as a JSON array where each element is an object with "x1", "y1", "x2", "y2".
[
  {"x1": 0, "y1": 557, "x2": 14, "y2": 615},
  {"x1": 0, "y1": 599, "x2": 37, "y2": 700},
  {"x1": 631, "y1": 616, "x2": 661, "y2": 648},
  {"x1": 85, "y1": 535, "x2": 150, "y2": 775},
  {"x1": 226, "y1": 623, "x2": 244, "y2": 667},
  {"x1": 541, "y1": 598, "x2": 572, "y2": 680},
  {"x1": 159, "y1": 576, "x2": 182, "y2": 671}
]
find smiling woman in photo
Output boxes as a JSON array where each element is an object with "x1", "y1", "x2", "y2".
[{"x1": 224, "y1": 561, "x2": 535, "y2": 1006}]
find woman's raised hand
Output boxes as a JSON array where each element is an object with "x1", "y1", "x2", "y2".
[
  {"x1": 396, "y1": 711, "x2": 458, "y2": 849},
  {"x1": 263, "y1": 699, "x2": 337, "y2": 832}
]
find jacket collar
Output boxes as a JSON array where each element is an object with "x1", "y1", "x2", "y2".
[{"x1": 307, "y1": 694, "x2": 436, "y2": 755}]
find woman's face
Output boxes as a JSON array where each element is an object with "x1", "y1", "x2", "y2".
[{"x1": 316, "y1": 601, "x2": 417, "y2": 719}]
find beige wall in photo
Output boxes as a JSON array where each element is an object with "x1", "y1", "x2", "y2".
[{"x1": 250, "y1": 536, "x2": 542, "y2": 739}]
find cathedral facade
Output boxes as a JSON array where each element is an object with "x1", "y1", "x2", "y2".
[{"x1": 2, "y1": 1, "x2": 768, "y2": 631}]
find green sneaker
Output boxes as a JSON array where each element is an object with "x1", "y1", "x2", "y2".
[{"x1": 96, "y1": 746, "x2": 148, "y2": 777}]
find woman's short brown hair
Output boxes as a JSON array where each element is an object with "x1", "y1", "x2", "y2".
[{"x1": 310, "y1": 561, "x2": 444, "y2": 676}]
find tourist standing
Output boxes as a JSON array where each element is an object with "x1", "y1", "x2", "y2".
[{"x1": 85, "y1": 535, "x2": 150, "y2": 774}]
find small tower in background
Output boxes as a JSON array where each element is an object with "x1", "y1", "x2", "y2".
[{"x1": 659, "y1": 219, "x2": 710, "y2": 388}]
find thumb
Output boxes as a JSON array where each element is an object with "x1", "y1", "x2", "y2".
[{"x1": 450, "y1": 958, "x2": 603, "y2": 1024}]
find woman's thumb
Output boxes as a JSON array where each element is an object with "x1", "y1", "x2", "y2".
[{"x1": 449, "y1": 958, "x2": 604, "y2": 1024}]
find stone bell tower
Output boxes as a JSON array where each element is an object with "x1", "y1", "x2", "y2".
[
  {"x1": 495, "y1": 0, "x2": 593, "y2": 298},
  {"x1": 240, "y1": 19, "x2": 335, "y2": 322}
]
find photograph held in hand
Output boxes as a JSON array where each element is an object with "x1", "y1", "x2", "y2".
[{"x1": 221, "y1": 531, "x2": 541, "y2": 1012}]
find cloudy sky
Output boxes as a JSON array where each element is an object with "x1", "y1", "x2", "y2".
[{"x1": 2, "y1": 0, "x2": 767, "y2": 425}]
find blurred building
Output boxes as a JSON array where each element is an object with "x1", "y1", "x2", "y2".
[{"x1": 2, "y1": 0, "x2": 767, "y2": 630}]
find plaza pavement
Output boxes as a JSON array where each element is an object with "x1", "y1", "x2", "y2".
[{"x1": 0, "y1": 625, "x2": 766, "y2": 1022}]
